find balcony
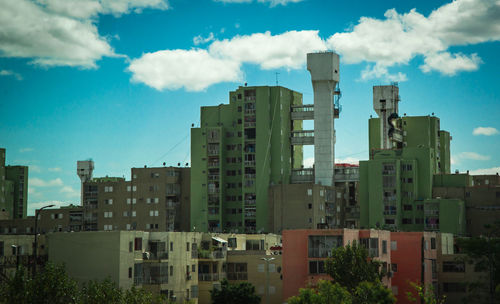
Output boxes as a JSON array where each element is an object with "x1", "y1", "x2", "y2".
[
  {"x1": 291, "y1": 168, "x2": 314, "y2": 184},
  {"x1": 198, "y1": 249, "x2": 226, "y2": 260},
  {"x1": 244, "y1": 122, "x2": 256, "y2": 128},
  {"x1": 208, "y1": 150, "x2": 219, "y2": 156},
  {"x1": 227, "y1": 273, "x2": 248, "y2": 280},
  {"x1": 244, "y1": 199, "x2": 256, "y2": 206},
  {"x1": 244, "y1": 109, "x2": 255, "y2": 115},
  {"x1": 208, "y1": 188, "x2": 220, "y2": 194},
  {"x1": 199, "y1": 273, "x2": 226, "y2": 281},
  {"x1": 208, "y1": 174, "x2": 219, "y2": 181},
  {"x1": 244, "y1": 160, "x2": 256, "y2": 166},
  {"x1": 291, "y1": 130, "x2": 314, "y2": 145},
  {"x1": 208, "y1": 163, "x2": 220, "y2": 170},
  {"x1": 291, "y1": 104, "x2": 314, "y2": 120},
  {"x1": 244, "y1": 174, "x2": 256, "y2": 179}
]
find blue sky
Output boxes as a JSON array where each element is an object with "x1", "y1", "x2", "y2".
[{"x1": 0, "y1": 0, "x2": 499, "y2": 214}]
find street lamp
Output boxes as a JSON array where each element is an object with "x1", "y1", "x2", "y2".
[
  {"x1": 260, "y1": 257, "x2": 275, "y2": 304},
  {"x1": 33, "y1": 204, "x2": 54, "y2": 277}
]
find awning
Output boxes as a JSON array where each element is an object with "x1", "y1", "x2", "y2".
[{"x1": 212, "y1": 236, "x2": 228, "y2": 243}]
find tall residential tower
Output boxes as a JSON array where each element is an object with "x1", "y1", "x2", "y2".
[{"x1": 191, "y1": 86, "x2": 303, "y2": 233}]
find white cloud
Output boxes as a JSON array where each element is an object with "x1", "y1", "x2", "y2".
[
  {"x1": 0, "y1": 70, "x2": 23, "y2": 80},
  {"x1": 454, "y1": 152, "x2": 490, "y2": 162},
  {"x1": 335, "y1": 157, "x2": 360, "y2": 165},
  {"x1": 209, "y1": 30, "x2": 327, "y2": 70},
  {"x1": 215, "y1": 0, "x2": 303, "y2": 6},
  {"x1": 19, "y1": 147, "x2": 33, "y2": 153},
  {"x1": 468, "y1": 167, "x2": 500, "y2": 175},
  {"x1": 48, "y1": 167, "x2": 62, "y2": 172},
  {"x1": 0, "y1": 0, "x2": 168, "y2": 68},
  {"x1": 473, "y1": 126, "x2": 499, "y2": 136},
  {"x1": 303, "y1": 157, "x2": 314, "y2": 168},
  {"x1": 129, "y1": 30, "x2": 326, "y2": 91},
  {"x1": 193, "y1": 32, "x2": 215, "y2": 45},
  {"x1": 327, "y1": 0, "x2": 500, "y2": 78},
  {"x1": 420, "y1": 52, "x2": 481, "y2": 75},
  {"x1": 37, "y1": 0, "x2": 169, "y2": 19},
  {"x1": 128, "y1": 49, "x2": 242, "y2": 91},
  {"x1": 60, "y1": 185, "x2": 79, "y2": 198},
  {"x1": 29, "y1": 165, "x2": 41, "y2": 173},
  {"x1": 360, "y1": 64, "x2": 408, "y2": 83},
  {"x1": 30, "y1": 177, "x2": 64, "y2": 187}
]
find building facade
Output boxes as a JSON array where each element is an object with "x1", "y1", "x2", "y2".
[
  {"x1": 359, "y1": 86, "x2": 466, "y2": 234},
  {"x1": 191, "y1": 86, "x2": 304, "y2": 234},
  {"x1": 0, "y1": 148, "x2": 28, "y2": 219},
  {"x1": 282, "y1": 228, "x2": 391, "y2": 301}
]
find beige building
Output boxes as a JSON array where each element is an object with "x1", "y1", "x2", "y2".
[
  {"x1": 0, "y1": 165, "x2": 191, "y2": 235},
  {"x1": 47, "y1": 231, "x2": 281, "y2": 303},
  {"x1": 268, "y1": 184, "x2": 335, "y2": 234}
]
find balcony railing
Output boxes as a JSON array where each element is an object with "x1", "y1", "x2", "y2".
[
  {"x1": 208, "y1": 175, "x2": 219, "y2": 181},
  {"x1": 244, "y1": 160, "x2": 256, "y2": 166},
  {"x1": 244, "y1": 174, "x2": 256, "y2": 179},
  {"x1": 244, "y1": 199, "x2": 256, "y2": 205},
  {"x1": 199, "y1": 273, "x2": 226, "y2": 281},
  {"x1": 227, "y1": 273, "x2": 248, "y2": 280}
]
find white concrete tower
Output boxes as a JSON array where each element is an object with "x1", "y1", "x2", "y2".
[
  {"x1": 307, "y1": 52, "x2": 339, "y2": 186},
  {"x1": 373, "y1": 85, "x2": 400, "y2": 149},
  {"x1": 77, "y1": 160, "x2": 94, "y2": 205}
]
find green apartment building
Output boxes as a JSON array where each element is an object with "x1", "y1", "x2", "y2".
[
  {"x1": 0, "y1": 148, "x2": 28, "y2": 219},
  {"x1": 191, "y1": 86, "x2": 303, "y2": 233},
  {"x1": 359, "y1": 85, "x2": 465, "y2": 235}
]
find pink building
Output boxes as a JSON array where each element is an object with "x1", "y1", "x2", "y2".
[{"x1": 282, "y1": 229, "x2": 391, "y2": 301}]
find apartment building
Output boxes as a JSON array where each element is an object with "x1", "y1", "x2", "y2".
[
  {"x1": 359, "y1": 85, "x2": 467, "y2": 234},
  {"x1": 0, "y1": 148, "x2": 28, "y2": 219},
  {"x1": 48, "y1": 231, "x2": 280, "y2": 303},
  {"x1": 82, "y1": 165, "x2": 190, "y2": 232},
  {"x1": 282, "y1": 228, "x2": 391, "y2": 301},
  {"x1": 334, "y1": 163, "x2": 360, "y2": 228},
  {"x1": 191, "y1": 86, "x2": 304, "y2": 234}
]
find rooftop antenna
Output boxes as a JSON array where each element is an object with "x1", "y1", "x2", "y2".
[{"x1": 275, "y1": 72, "x2": 280, "y2": 86}]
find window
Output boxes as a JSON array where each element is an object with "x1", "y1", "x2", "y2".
[
  {"x1": 104, "y1": 211, "x2": 113, "y2": 218},
  {"x1": 127, "y1": 186, "x2": 131, "y2": 192},
  {"x1": 382, "y1": 240, "x2": 387, "y2": 254},
  {"x1": 246, "y1": 240, "x2": 261, "y2": 250},
  {"x1": 134, "y1": 238, "x2": 142, "y2": 251},
  {"x1": 132, "y1": 211, "x2": 136, "y2": 217},
  {"x1": 228, "y1": 238, "x2": 237, "y2": 248},
  {"x1": 155, "y1": 198, "x2": 159, "y2": 204},
  {"x1": 186, "y1": 242, "x2": 190, "y2": 251},
  {"x1": 105, "y1": 199, "x2": 113, "y2": 205},
  {"x1": 129, "y1": 242, "x2": 133, "y2": 252},
  {"x1": 402, "y1": 218, "x2": 413, "y2": 224},
  {"x1": 403, "y1": 205, "x2": 412, "y2": 211},
  {"x1": 170, "y1": 265, "x2": 173, "y2": 276},
  {"x1": 192, "y1": 264, "x2": 196, "y2": 273},
  {"x1": 431, "y1": 238, "x2": 436, "y2": 249},
  {"x1": 128, "y1": 267, "x2": 132, "y2": 278},
  {"x1": 307, "y1": 189, "x2": 312, "y2": 196},
  {"x1": 227, "y1": 263, "x2": 248, "y2": 280},
  {"x1": 391, "y1": 263, "x2": 398, "y2": 272},
  {"x1": 170, "y1": 242, "x2": 173, "y2": 251},
  {"x1": 360, "y1": 238, "x2": 379, "y2": 257},
  {"x1": 308, "y1": 235, "x2": 343, "y2": 258},
  {"x1": 309, "y1": 260, "x2": 326, "y2": 274},
  {"x1": 123, "y1": 211, "x2": 129, "y2": 217}
]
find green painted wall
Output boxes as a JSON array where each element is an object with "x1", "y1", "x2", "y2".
[
  {"x1": 191, "y1": 86, "x2": 302, "y2": 233},
  {"x1": 433, "y1": 173, "x2": 472, "y2": 188},
  {"x1": 361, "y1": 114, "x2": 458, "y2": 233}
]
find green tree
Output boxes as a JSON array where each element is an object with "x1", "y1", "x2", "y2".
[
  {"x1": 80, "y1": 278, "x2": 123, "y2": 304},
  {"x1": 210, "y1": 279, "x2": 261, "y2": 304},
  {"x1": 287, "y1": 280, "x2": 352, "y2": 304},
  {"x1": 456, "y1": 221, "x2": 500, "y2": 304},
  {"x1": 353, "y1": 281, "x2": 395, "y2": 304},
  {"x1": 123, "y1": 286, "x2": 155, "y2": 304},
  {"x1": 325, "y1": 243, "x2": 384, "y2": 292},
  {"x1": 0, "y1": 266, "x2": 31, "y2": 304},
  {"x1": 28, "y1": 262, "x2": 80, "y2": 304},
  {"x1": 406, "y1": 282, "x2": 446, "y2": 304}
]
